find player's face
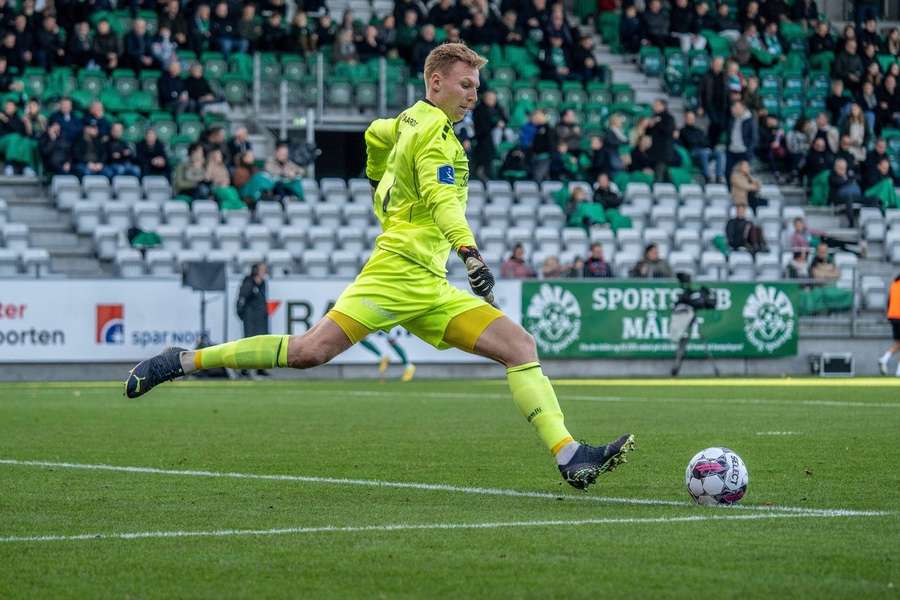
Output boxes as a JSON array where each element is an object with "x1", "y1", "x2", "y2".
[{"x1": 434, "y1": 62, "x2": 480, "y2": 122}]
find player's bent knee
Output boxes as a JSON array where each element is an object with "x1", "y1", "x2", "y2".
[{"x1": 286, "y1": 338, "x2": 331, "y2": 369}]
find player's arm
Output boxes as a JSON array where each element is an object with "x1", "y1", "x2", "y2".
[{"x1": 364, "y1": 118, "x2": 398, "y2": 187}]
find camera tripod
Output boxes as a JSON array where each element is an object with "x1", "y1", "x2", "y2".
[{"x1": 670, "y1": 304, "x2": 721, "y2": 377}]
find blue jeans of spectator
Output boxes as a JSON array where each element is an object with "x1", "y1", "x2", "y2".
[
  {"x1": 863, "y1": 110, "x2": 876, "y2": 133},
  {"x1": 217, "y1": 36, "x2": 249, "y2": 58},
  {"x1": 74, "y1": 163, "x2": 113, "y2": 178},
  {"x1": 109, "y1": 162, "x2": 141, "y2": 178},
  {"x1": 835, "y1": 182, "x2": 862, "y2": 226},
  {"x1": 725, "y1": 151, "x2": 749, "y2": 180},
  {"x1": 692, "y1": 148, "x2": 725, "y2": 180}
]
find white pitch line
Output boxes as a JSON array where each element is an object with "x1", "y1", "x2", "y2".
[
  {"x1": 0, "y1": 511, "x2": 864, "y2": 544},
  {"x1": 756, "y1": 431, "x2": 802, "y2": 436},
  {"x1": 0, "y1": 459, "x2": 886, "y2": 518}
]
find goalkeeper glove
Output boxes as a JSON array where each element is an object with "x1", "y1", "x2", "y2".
[{"x1": 457, "y1": 246, "x2": 496, "y2": 304}]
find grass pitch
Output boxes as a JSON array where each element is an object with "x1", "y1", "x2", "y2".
[{"x1": 1, "y1": 378, "x2": 898, "y2": 598}]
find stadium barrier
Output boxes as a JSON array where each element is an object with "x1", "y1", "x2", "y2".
[{"x1": 1, "y1": 279, "x2": 805, "y2": 364}]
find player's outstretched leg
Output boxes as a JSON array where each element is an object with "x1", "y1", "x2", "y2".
[
  {"x1": 124, "y1": 316, "x2": 356, "y2": 398},
  {"x1": 445, "y1": 309, "x2": 634, "y2": 490}
]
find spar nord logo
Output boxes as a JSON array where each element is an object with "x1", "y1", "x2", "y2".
[
  {"x1": 742, "y1": 285, "x2": 794, "y2": 353},
  {"x1": 525, "y1": 284, "x2": 581, "y2": 354},
  {"x1": 96, "y1": 304, "x2": 124, "y2": 344}
]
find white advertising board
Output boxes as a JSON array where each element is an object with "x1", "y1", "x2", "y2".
[{"x1": 0, "y1": 279, "x2": 521, "y2": 363}]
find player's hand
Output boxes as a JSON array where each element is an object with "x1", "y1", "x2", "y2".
[{"x1": 458, "y1": 246, "x2": 496, "y2": 304}]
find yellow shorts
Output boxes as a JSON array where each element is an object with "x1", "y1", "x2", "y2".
[{"x1": 329, "y1": 248, "x2": 502, "y2": 350}]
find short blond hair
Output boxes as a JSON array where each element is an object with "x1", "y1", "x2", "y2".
[{"x1": 423, "y1": 42, "x2": 487, "y2": 81}]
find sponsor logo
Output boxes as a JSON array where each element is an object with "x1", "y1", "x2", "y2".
[
  {"x1": 742, "y1": 285, "x2": 795, "y2": 353},
  {"x1": 96, "y1": 304, "x2": 124, "y2": 344},
  {"x1": 266, "y1": 300, "x2": 281, "y2": 316},
  {"x1": 524, "y1": 284, "x2": 582, "y2": 354},
  {"x1": 437, "y1": 164, "x2": 455, "y2": 185}
]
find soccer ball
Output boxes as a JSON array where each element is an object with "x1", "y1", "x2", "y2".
[{"x1": 685, "y1": 447, "x2": 749, "y2": 506}]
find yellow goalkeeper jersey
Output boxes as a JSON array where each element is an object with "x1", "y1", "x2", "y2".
[{"x1": 364, "y1": 100, "x2": 476, "y2": 277}]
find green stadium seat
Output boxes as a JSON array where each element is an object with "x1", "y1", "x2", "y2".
[
  {"x1": 138, "y1": 9, "x2": 158, "y2": 35},
  {"x1": 282, "y1": 55, "x2": 306, "y2": 82},
  {"x1": 139, "y1": 70, "x2": 161, "y2": 96},
  {"x1": 22, "y1": 67, "x2": 46, "y2": 98},
  {"x1": 301, "y1": 75, "x2": 318, "y2": 106},
  {"x1": 537, "y1": 80, "x2": 561, "y2": 105},
  {"x1": 611, "y1": 84, "x2": 635, "y2": 104},
  {"x1": 220, "y1": 74, "x2": 248, "y2": 104},
  {"x1": 665, "y1": 48, "x2": 687, "y2": 74},
  {"x1": 783, "y1": 71, "x2": 804, "y2": 95},
  {"x1": 584, "y1": 102, "x2": 608, "y2": 127},
  {"x1": 683, "y1": 84, "x2": 699, "y2": 111},
  {"x1": 640, "y1": 46, "x2": 663, "y2": 77},
  {"x1": 228, "y1": 54, "x2": 253, "y2": 82},
  {"x1": 586, "y1": 82, "x2": 611, "y2": 105},
  {"x1": 46, "y1": 67, "x2": 76, "y2": 99},
  {"x1": 78, "y1": 70, "x2": 106, "y2": 97},
  {"x1": 492, "y1": 66, "x2": 516, "y2": 85},
  {"x1": 809, "y1": 51, "x2": 834, "y2": 72},
  {"x1": 761, "y1": 92, "x2": 780, "y2": 115},
  {"x1": 878, "y1": 54, "x2": 898, "y2": 74},
  {"x1": 201, "y1": 52, "x2": 227, "y2": 81},
  {"x1": 129, "y1": 90, "x2": 157, "y2": 113},
  {"x1": 176, "y1": 113, "x2": 202, "y2": 140},
  {"x1": 688, "y1": 51, "x2": 710, "y2": 79},
  {"x1": 259, "y1": 53, "x2": 281, "y2": 82},
  {"x1": 112, "y1": 69, "x2": 138, "y2": 96},
  {"x1": 493, "y1": 85, "x2": 512, "y2": 110},
  {"x1": 760, "y1": 70, "x2": 781, "y2": 94},
  {"x1": 120, "y1": 112, "x2": 145, "y2": 143},
  {"x1": 99, "y1": 88, "x2": 126, "y2": 112},
  {"x1": 170, "y1": 134, "x2": 194, "y2": 162},
  {"x1": 387, "y1": 81, "x2": 406, "y2": 108},
  {"x1": 355, "y1": 80, "x2": 378, "y2": 109},
  {"x1": 149, "y1": 112, "x2": 176, "y2": 143},
  {"x1": 512, "y1": 81, "x2": 537, "y2": 104},
  {"x1": 326, "y1": 78, "x2": 353, "y2": 106},
  {"x1": 177, "y1": 49, "x2": 199, "y2": 67}
]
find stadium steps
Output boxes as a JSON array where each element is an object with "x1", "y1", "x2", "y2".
[{"x1": 594, "y1": 43, "x2": 685, "y2": 118}]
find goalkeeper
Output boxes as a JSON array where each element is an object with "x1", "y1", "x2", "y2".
[{"x1": 124, "y1": 43, "x2": 633, "y2": 490}]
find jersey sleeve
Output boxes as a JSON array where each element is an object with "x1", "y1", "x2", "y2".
[
  {"x1": 414, "y1": 124, "x2": 476, "y2": 251},
  {"x1": 364, "y1": 118, "x2": 398, "y2": 183}
]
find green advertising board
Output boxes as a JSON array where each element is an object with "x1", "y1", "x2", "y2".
[{"x1": 522, "y1": 280, "x2": 800, "y2": 358}]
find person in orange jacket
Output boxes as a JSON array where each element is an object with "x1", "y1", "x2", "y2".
[{"x1": 878, "y1": 274, "x2": 900, "y2": 376}]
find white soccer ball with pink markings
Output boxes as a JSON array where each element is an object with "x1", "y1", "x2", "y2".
[{"x1": 685, "y1": 447, "x2": 749, "y2": 506}]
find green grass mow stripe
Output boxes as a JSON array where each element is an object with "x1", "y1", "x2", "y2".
[
  {"x1": 0, "y1": 512, "x2": 876, "y2": 544},
  {"x1": 0, "y1": 459, "x2": 887, "y2": 518}
]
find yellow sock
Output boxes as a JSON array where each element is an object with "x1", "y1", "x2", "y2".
[
  {"x1": 507, "y1": 362, "x2": 573, "y2": 455},
  {"x1": 194, "y1": 335, "x2": 291, "y2": 370}
]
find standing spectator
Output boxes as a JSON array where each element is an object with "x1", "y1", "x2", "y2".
[
  {"x1": 583, "y1": 243, "x2": 612, "y2": 278},
  {"x1": 239, "y1": 5, "x2": 265, "y2": 51},
  {"x1": 66, "y1": 21, "x2": 94, "y2": 69},
  {"x1": 729, "y1": 159, "x2": 766, "y2": 212},
  {"x1": 555, "y1": 109, "x2": 582, "y2": 153},
  {"x1": 585, "y1": 136, "x2": 616, "y2": 180},
  {"x1": 680, "y1": 110, "x2": 725, "y2": 183},
  {"x1": 808, "y1": 21, "x2": 835, "y2": 56},
  {"x1": 630, "y1": 244, "x2": 673, "y2": 278},
  {"x1": 191, "y1": 4, "x2": 214, "y2": 55},
  {"x1": 833, "y1": 38, "x2": 863, "y2": 92},
  {"x1": 757, "y1": 114, "x2": 787, "y2": 179},
  {"x1": 92, "y1": 18, "x2": 122, "y2": 73},
  {"x1": 539, "y1": 33, "x2": 571, "y2": 82},
  {"x1": 603, "y1": 113, "x2": 629, "y2": 165},
  {"x1": 700, "y1": 57, "x2": 729, "y2": 147},
  {"x1": 332, "y1": 27, "x2": 358, "y2": 63},
  {"x1": 501, "y1": 243, "x2": 536, "y2": 279},
  {"x1": 35, "y1": 15, "x2": 66, "y2": 69},
  {"x1": 472, "y1": 89, "x2": 507, "y2": 181},
  {"x1": 38, "y1": 121, "x2": 72, "y2": 175},
  {"x1": 106, "y1": 123, "x2": 141, "y2": 177},
  {"x1": 124, "y1": 18, "x2": 155, "y2": 71},
  {"x1": 669, "y1": 0, "x2": 705, "y2": 53},
  {"x1": 137, "y1": 128, "x2": 170, "y2": 178},
  {"x1": 236, "y1": 263, "x2": 271, "y2": 378},
  {"x1": 264, "y1": 142, "x2": 306, "y2": 201},
  {"x1": 785, "y1": 118, "x2": 811, "y2": 183},
  {"x1": 185, "y1": 63, "x2": 218, "y2": 113},
  {"x1": 411, "y1": 24, "x2": 437, "y2": 74},
  {"x1": 715, "y1": 2, "x2": 740, "y2": 41},
  {"x1": 356, "y1": 25, "x2": 386, "y2": 62},
  {"x1": 159, "y1": 60, "x2": 189, "y2": 115},
  {"x1": 521, "y1": 108, "x2": 554, "y2": 182},
  {"x1": 641, "y1": 0, "x2": 670, "y2": 49},
  {"x1": 725, "y1": 100, "x2": 757, "y2": 178},
  {"x1": 571, "y1": 34, "x2": 603, "y2": 82},
  {"x1": 838, "y1": 103, "x2": 871, "y2": 163},
  {"x1": 725, "y1": 203, "x2": 767, "y2": 253},
  {"x1": 151, "y1": 26, "x2": 178, "y2": 70},
  {"x1": 878, "y1": 275, "x2": 900, "y2": 377},
  {"x1": 647, "y1": 99, "x2": 675, "y2": 182},
  {"x1": 72, "y1": 119, "x2": 110, "y2": 178},
  {"x1": 160, "y1": 0, "x2": 190, "y2": 47},
  {"x1": 211, "y1": 1, "x2": 247, "y2": 58},
  {"x1": 49, "y1": 98, "x2": 82, "y2": 144},
  {"x1": 826, "y1": 79, "x2": 849, "y2": 124},
  {"x1": 618, "y1": 4, "x2": 642, "y2": 54}
]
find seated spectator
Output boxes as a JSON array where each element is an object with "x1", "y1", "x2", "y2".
[
  {"x1": 863, "y1": 138, "x2": 897, "y2": 189},
  {"x1": 159, "y1": 61, "x2": 189, "y2": 115},
  {"x1": 38, "y1": 121, "x2": 72, "y2": 175},
  {"x1": 35, "y1": 15, "x2": 65, "y2": 69},
  {"x1": 520, "y1": 109, "x2": 554, "y2": 182},
  {"x1": 201, "y1": 126, "x2": 228, "y2": 157},
  {"x1": 0, "y1": 98, "x2": 26, "y2": 138},
  {"x1": 191, "y1": 4, "x2": 214, "y2": 55},
  {"x1": 556, "y1": 109, "x2": 582, "y2": 154},
  {"x1": 680, "y1": 110, "x2": 725, "y2": 183},
  {"x1": 808, "y1": 21, "x2": 834, "y2": 56},
  {"x1": 549, "y1": 141, "x2": 578, "y2": 181},
  {"x1": 618, "y1": 5, "x2": 642, "y2": 54},
  {"x1": 838, "y1": 104, "x2": 870, "y2": 164},
  {"x1": 240, "y1": 5, "x2": 265, "y2": 51},
  {"x1": 137, "y1": 128, "x2": 170, "y2": 178},
  {"x1": 564, "y1": 256, "x2": 585, "y2": 277},
  {"x1": 741, "y1": 76, "x2": 763, "y2": 114},
  {"x1": 585, "y1": 136, "x2": 615, "y2": 180},
  {"x1": 859, "y1": 80, "x2": 879, "y2": 131},
  {"x1": 879, "y1": 74, "x2": 899, "y2": 129},
  {"x1": 803, "y1": 136, "x2": 834, "y2": 183},
  {"x1": 829, "y1": 158, "x2": 863, "y2": 226},
  {"x1": 630, "y1": 244, "x2": 673, "y2": 279},
  {"x1": 175, "y1": 143, "x2": 211, "y2": 200},
  {"x1": 668, "y1": 0, "x2": 703, "y2": 53},
  {"x1": 541, "y1": 255, "x2": 564, "y2": 279},
  {"x1": 809, "y1": 111, "x2": 839, "y2": 153},
  {"x1": 63, "y1": 21, "x2": 92, "y2": 69},
  {"x1": 571, "y1": 35, "x2": 604, "y2": 82},
  {"x1": 151, "y1": 26, "x2": 178, "y2": 70},
  {"x1": 411, "y1": 24, "x2": 437, "y2": 74},
  {"x1": 160, "y1": 0, "x2": 190, "y2": 47},
  {"x1": 24, "y1": 99, "x2": 46, "y2": 137},
  {"x1": 863, "y1": 157, "x2": 900, "y2": 210},
  {"x1": 835, "y1": 133, "x2": 860, "y2": 172},
  {"x1": 583, "y1": 243, "x2": 613, "y2": 278},
  {"x1": 356, "y1": 25, "x2": 385, "y2": 62},
  {"x1": 462, "y1": 11, "x2": 494, "y2": 48},
  {"x1": 501, "y1": 243, "x2": 536, "y2": 279},
  {"x1": 0, "y1": 56, "x2": 22, "y2": 94},
  {"x1": 725, "y1": 100, "x2": 757, "y2": 178},
  {"x1": 825, "y1": 79, "x2": 849, "y2": 124},
  {"x1": 729, "y1": 159, "x2": 767, "y2": 213},
  {"x1": 833, "y1": 38, "x2": 863, "y2": 92},
  {"x1": 785, "y1": 250, "x2": 809, "y2": 279},
  {"x1": 641, "y1": 0, "x2": 670, "y2": 49},
  {"x1": 725, "y1": 60, "x2": 744, "y2": 99},
  {"x1": 592, "y1": 173, "x2": 622, "y2": 209},
  {"x1": 87, "y1": 101, "x2": 112, "y2": 139},
  {"x1": 211, "y1": 1, "x2": 247, "y2": 58},
  {"x1": 809, "y1": 242, "x2": 840, "y2": 283},
  {"x1": 124, "y1": 18, "x2": 155, "y2": 71},
  {"x1": 105, "y1": 123, "x2": 141, "y2": 177},
  {"x1": 539, "y1": 33, "x2": 571, "y2": 82},
  {"x1": 315, "y1": 13, "x2": 338, "y2": 48},
  {"x1": 761, "y1": 22, "x2": 784, "y2": 63},
  {"x1": 629, "y1": 135, "x2": 655, "y2": 176},
  {"x1": 785, "y1": 118, "x2": 811, "y2": 183},
  {"x1": 49, "y1": 97, "x2": 82, "y2": 144},
  {"x1": 725, "y1": 204, "x2": 768, "y2": 254},
  {"x1": 715, "y1": 2, "x2": 740, "y2": 41},
  {"x1": 264, "y1": 142, "x2": 306, "y2": 201},
  {"x1": 791, "y1": 0, "x2": 818, "y2": 28},
  {"x1": 72, "y1": 119, "x2": 110, "y2": 178},
  {"x1": 227, "y1": 126, "x2": 252, "y2": 166},
  {"x1": 185, "y1": 64, "x2": 218, "y2": 113},
  {"x1": 332, "y1": 27, "x2": 358, "y2": 63},
  {"x1": 790, "y1": 216, "x2": 865, "y2": 255},
  {"x1": 471, "y1": 90, "x2": 510, "y2": 181},
  {"x1": 92, "y1": 18, "x2": 121, "y2": 73},
  {"x1": 205, "y1": 147, "x2": 243, "y2": 208}
]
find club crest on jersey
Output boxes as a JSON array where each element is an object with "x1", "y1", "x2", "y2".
[{"x1": 437, "y1": 164, "x2": 455, "y2": 185}]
